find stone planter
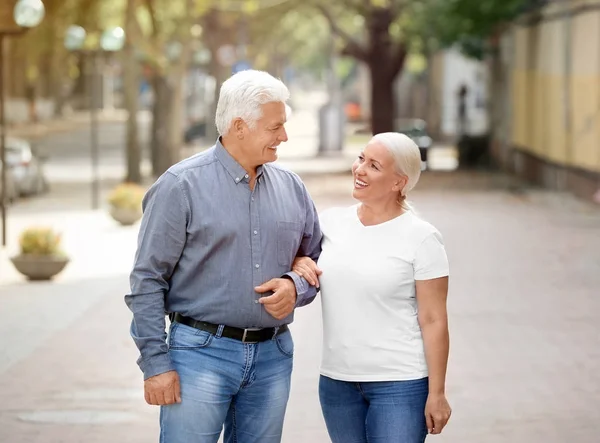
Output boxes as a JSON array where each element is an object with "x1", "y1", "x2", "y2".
[
  {"x1": 109, "y1": 206, "x2": 142, "y2": 226},
  {"x1": 10, "y1": 254, "x2": 70, "y2": 281}
]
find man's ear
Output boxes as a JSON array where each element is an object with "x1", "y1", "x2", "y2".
[{"x1": 232, "y1": 118, "x2": 245, "y2": 137}]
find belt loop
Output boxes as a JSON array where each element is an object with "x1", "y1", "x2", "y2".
[
  {"x1": 272, "y1": 326, "x2": 280, "y2": 340},
  {"x1": 216, "y1": 325, "x2": 225, "y2": 338}
]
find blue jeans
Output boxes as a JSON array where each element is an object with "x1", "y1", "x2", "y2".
[
  {"x1": 319, "y1": 375, "x2": 429, "y2": 443},
  {"x1": 160, "y1": 322, "x2": 294, "y2": 443}
]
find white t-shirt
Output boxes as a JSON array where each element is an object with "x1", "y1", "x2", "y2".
[{"x1": 318, "y1": 204, "x2": 449, "y2": 382}]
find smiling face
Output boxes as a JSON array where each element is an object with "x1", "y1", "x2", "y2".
[
  {"x1": 351, "y1": 139, "x2": 408, "y2": 205},
  {"x1": 234, "y1": 101, "x2": 288, "y2": 167}
]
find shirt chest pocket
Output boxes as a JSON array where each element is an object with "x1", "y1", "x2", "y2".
[{"x1": 277, "y1": 221, "x2": 304, "y2": 267}]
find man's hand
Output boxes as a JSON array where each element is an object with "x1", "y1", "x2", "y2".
[
  {"x1": 144, "y1": 370, "x2": 182, "y2": 406},
  {"x1": 255, "y1": 278, "x2": 297, "y2": 320}
]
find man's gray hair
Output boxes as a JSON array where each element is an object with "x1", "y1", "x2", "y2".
[{"x1": 215, "y1": 70, "x2": 290, "y2": 136}]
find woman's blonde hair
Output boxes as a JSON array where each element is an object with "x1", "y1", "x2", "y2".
[{"x1": 371, "y1": 132, "x2": 422, "y2": 212}]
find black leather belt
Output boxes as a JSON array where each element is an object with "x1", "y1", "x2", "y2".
[{"x1": 171, "y1": 313, "x2": 288, "y2": 343}]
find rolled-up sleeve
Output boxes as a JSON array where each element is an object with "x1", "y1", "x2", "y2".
[
  {"x1": 284, "y1": 185, "x2": 322, "y2": 307},
  {"x1": 124, "y1": 171, "x2": 189, "y2": 380}
]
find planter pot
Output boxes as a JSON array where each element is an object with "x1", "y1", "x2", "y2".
[
  {"x1": 109, "y1": 206, "x2": 142, "y2": 226},
  {"x1": 10, "y1": 254, "x2": 70, "y2": 281}
]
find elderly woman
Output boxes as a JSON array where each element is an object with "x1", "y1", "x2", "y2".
[{"x1": 294, "y1": 132, "x2": 451, "y2": 442}]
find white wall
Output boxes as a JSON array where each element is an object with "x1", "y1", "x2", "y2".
[{"x1": 441, "y1": 48, "x2": 489, "y2": 137}]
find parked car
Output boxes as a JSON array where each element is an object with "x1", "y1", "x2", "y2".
[
  {"x1": 395, "y1": 118, "x2": 433, "y2": 170},
  {"x1": 0, "y1": 160, "x2": 18, "y2": 203},
  {"x1": 5, "y1": 137, "x2": 49, "y2": 196}
]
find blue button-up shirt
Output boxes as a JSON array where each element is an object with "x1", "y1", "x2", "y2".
[{"x1": 125, "y1": 141, "x2": 322, "y2": 379}]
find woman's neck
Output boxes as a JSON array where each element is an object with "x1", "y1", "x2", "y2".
[{"x1": 357, "y1": 200, "x2": 404, "y2": 226}]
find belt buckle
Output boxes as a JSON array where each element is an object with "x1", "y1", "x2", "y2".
[{"x1": 241, "y1": 328, "x2": 260, "y2": 344}]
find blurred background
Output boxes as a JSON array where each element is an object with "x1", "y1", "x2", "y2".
[{"x1": 0, "y1": 0, "x2": 599, "y2": 442}]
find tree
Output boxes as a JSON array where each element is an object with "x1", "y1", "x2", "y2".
[
  {"x1": 310, "y1": 0, "x2": 418, "y2": 135},
  {"x1": 423, "y1": 0, "x2": 539, "y2": 58},
  {"x1": 6, "y1": 0, "x2": 111, "y2": 117},
  {"x1": 303, "y1": 0, "x2": 541, "y2": 137},
  {"x1": 249, "y1": 6, "x2": 330, "y2": 76},
  {"x1": 200, "y1": 7, "x2": 241, "y2": 143},
  {"x1": 421, "y1": 0, "x2": 540, "y2": 164},
  {"x1": 123, "y1": 0, "x2": 141, "y2": 183},
  {"x1": 194, "y1": 0, "x2": 321, "y2": 141},
  {"x1": 427, "y1": 0, "x2": 547, "y2": 55},
  {"x1": 130, "y1": 0, "x2": 197, "y2": 177}
]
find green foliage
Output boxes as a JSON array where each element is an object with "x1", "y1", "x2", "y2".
[
  {"x1": 297, "y1": 0, "x2": 538, "y2": 63},
  {"x1": 19, "y1": 228, "x2": 63, "y2": 256},
  {"x1": 423, "y1": 0, "x2": 539, "y2": 59},
  {"x1": 248, "y1": 3, "x2": 330, "y2": 74},
  {"x1": 22, "y1": 0, "x2": 122, "y2": 52},
  {"x1": 12, "y1": 0, "x2": 126, "y2": 89}
]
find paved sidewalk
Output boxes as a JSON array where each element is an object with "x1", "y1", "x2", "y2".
[
  {"x1": 6, "y1": 109, "x2": 129, "y2": 141},
  {"x1": 1, "y1": 171, "x2": 599, "y2": 442}
]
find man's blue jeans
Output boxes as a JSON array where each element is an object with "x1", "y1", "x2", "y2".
[
  {"x1": 319, "y1": 375, "x2": 429, "y2": 443},
  {"x1": 160, "y1": 322, "x2": 294, "y2": 443}
]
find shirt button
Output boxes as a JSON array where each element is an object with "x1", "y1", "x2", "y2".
[
  {"x1": 245, "y1": 174, "x2": 249, "y2": 179},
  {"x1": 251, "y1": 198, "x2": 255, "y2": 202},
  {"x1": 255, "y1": 264, "x2": 260, "y2": 269},
  {"x1": 253, "y1": 230, "x2": 258, "y2": 235},
  {"x1": 235, "y1": 177, "x2": 240, "y2": 182}
]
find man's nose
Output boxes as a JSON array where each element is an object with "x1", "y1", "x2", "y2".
[{"x1": 280, "y1": 127, "x2": 288, "y2": 142}]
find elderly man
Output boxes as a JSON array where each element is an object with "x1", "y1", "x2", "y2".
[{"x1": 125, "y1": 70, "x2": 322, "y2": 443}]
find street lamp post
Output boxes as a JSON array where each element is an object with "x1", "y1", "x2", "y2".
[
  {"x1": 64, "y1": 25, "x2": 125, "y2": 210},
  {"x1": 0, "y1": 0, "x2": 45, "y2": 247}
]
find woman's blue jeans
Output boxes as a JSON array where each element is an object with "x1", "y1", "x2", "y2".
[{"x1": 319, "y1": 375, "x2": 429, "y2": 443}]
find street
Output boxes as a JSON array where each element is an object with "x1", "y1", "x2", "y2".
[
  {"x1": 3, "y1": 0, "x2": 600, "y2": 440},
  {"x1": 0, "y1": 101, "x2": 599, "y2": 442}
]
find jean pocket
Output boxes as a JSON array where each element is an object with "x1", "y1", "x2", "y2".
[
  {"x1": 168, "y1": 323, "x2": 214, "y2": 350},
  {"x1": 277, "y1": 221, "x2": 303, "y2": 267},
  {"x1": 274, "y1": 330, "x2": 294, "y2": 358}
]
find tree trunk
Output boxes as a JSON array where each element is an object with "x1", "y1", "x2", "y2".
[
  {"x1": 150, "y1": 74, "x2": 174, "y2": 177},
  {"x1": 123, "y1": 0, "x2": 142, "y2": 183},
  {"x1": 202, "y1": 8, "x2": 234, "y2": 143},
  {"x1": 166, "y1": 70, "x2": 186, "y2": 164},
  {"x1": 150, "y1": 81, "x2": 185, "y2": 177},
  {"x1": 150, "y1": 66, "x2": 190, "y2": 177},
  {"x1": 205, "y1": 57, "x2": 227, "y2": 143},
  {"x1": 48, "y1": 27, "x2": 63, "y2": 117},
  {"x1": 148, "y1": 0, "x2": 194, "y2": 177},
  {"x1": 369, "y1": 63, "x2": 396, "y2": 135}
]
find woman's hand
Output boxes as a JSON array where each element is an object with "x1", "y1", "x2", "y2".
[
  {"x1": 425, "y1": 393, "x2": 451, "y2": 435},
  {"x1": 292, "y1": 256, "x2": 322, "y2": 288}
]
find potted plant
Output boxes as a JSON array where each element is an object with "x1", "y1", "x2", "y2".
[
  {"x1": 10, "y1": 227, "x2": 69, "y2": 281},
  {"x1": 107, "y1": 182, "x2": 145, "y2": 226}
]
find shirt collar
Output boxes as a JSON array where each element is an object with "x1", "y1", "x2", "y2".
[{"x1": 215, "y1": 139, "x2": 264, "y2": 184}]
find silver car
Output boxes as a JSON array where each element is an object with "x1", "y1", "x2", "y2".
[{"x1": 5, "y1": 137, "x2": 49, "y2": 196}]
